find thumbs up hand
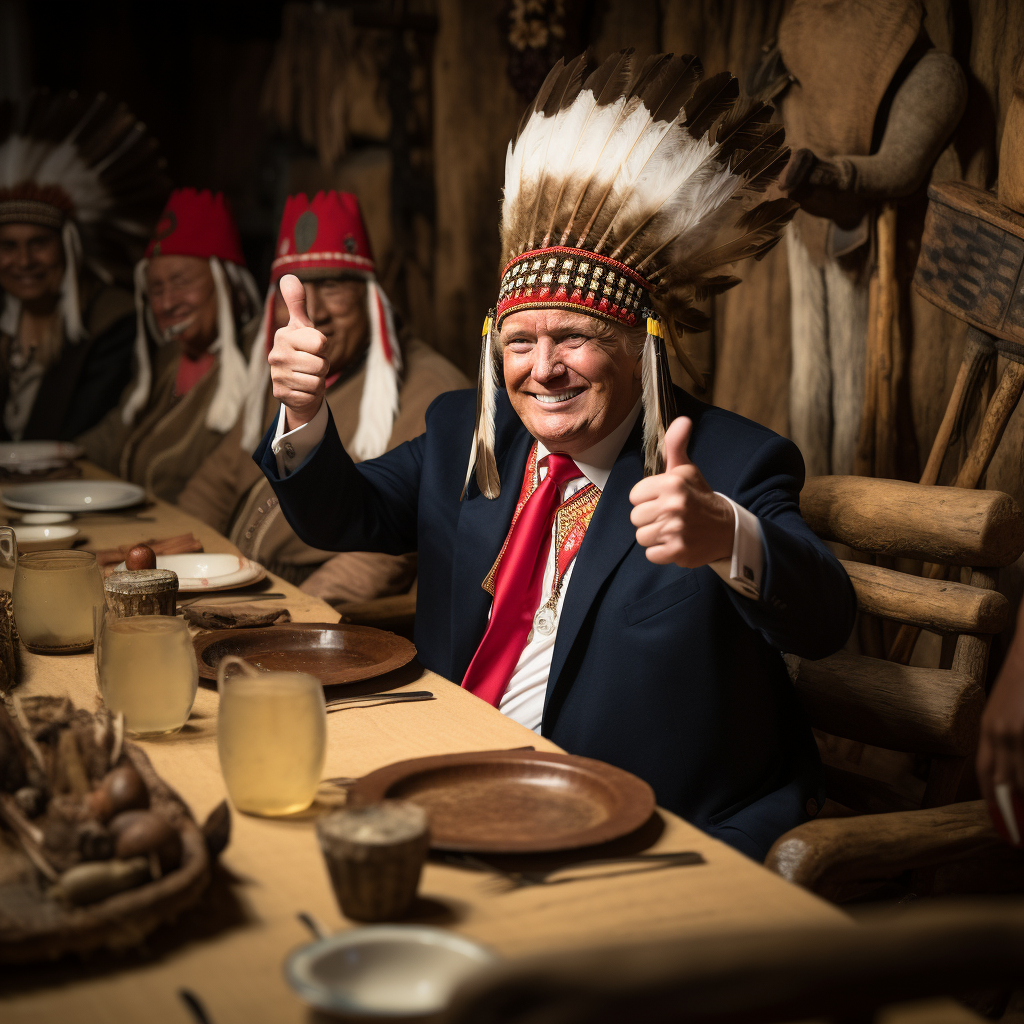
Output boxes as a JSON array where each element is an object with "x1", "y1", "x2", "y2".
[
  {"x1": 268, "y1": 274, "x2": 330, "y2": 430},
  {"x1": 628, "y1": 416, "x2": 735, "y2": 568}
]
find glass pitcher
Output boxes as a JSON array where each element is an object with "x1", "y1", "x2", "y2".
[
  {"x1": 0, "y1": 526, "x2": 104, "y2": 653},
  {"x1": 216, "y1": 655, "x2": 327, "y2": 816}
]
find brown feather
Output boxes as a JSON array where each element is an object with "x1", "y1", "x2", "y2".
[
  {"x1": 515, "y1": 58, "x2": 566, "y2": 140},
  {"x1": 639, "y1": 54, "x2": 703, "y2": 123},
  {"x1": 524, "y1": 54, "x2": 589, "y2": 251},
  {"x1": 683, "y1": 72, "x2": 738, "y2": 139},
  {"x1": 665, "y1": 318, "x2": 707, "y2": 388},
  {"x1": 583, "y1": 48, "x2": 635, "y2": 107},
  {"x1": 686, "y1": 197, "x2": 797, "y2": 272}
]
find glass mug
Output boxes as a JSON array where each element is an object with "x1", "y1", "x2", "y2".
[
  {"x1": 217, "y1": 655, "x2": 327, "y2": 816},
  {"x1": 0, "y1": 527, "x2": 105, "y2": 653},
  {"x1": 95, "y1": 610, "x2": 199, "y2": 737}
]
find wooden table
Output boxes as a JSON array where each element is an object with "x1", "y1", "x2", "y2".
[{"x1": 0, "y1": 468, "x2": 857, "y2": 1023}]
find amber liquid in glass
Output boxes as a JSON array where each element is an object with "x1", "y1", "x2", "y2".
[
  {"x1": 15, "y1": 551, "x2": 104, "y2": 651},
  {"x1": 97, "y1": 616, "x2": 198, "y2": 736},
  {"x1": 217, "y1": 671, "x2": 326, "y2": 815}
]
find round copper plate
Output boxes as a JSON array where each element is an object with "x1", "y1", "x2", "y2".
[
  {"x1": 347, "y1": 749, "x2": 656, "y2": 853},
  {"x1": 193, "y1": 623, "x2": 417, "y2": 686}
]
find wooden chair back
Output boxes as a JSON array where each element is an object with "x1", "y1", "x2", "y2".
[{"x1": 795, "y1": 476, "x2": 1024, "y2": 810}]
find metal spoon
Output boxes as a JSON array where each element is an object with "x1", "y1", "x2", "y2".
[
  {"x1": 297, "y1": 911, "x2": 329, "y2": 940},
  {"x1": 179, "y1": 988, "x2": 215, "y2": 1024}
]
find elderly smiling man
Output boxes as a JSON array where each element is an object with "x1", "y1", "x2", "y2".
[{"x1": 254, "y1": 51, "x2": 857, "y2": 859}]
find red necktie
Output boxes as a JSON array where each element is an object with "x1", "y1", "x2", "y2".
[{"x1": 462, "y1": 452, "x2": 582, "y2": 707}]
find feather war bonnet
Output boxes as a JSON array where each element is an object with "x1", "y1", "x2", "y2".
[{"x1": 464, "y1": 49, "x2": 796, "y2": 499}]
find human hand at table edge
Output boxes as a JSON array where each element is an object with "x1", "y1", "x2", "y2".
[
  {"x1": 269, "y1": 273, "x2": 328, "y2": 432},
  {"x1": 977, "y1": 601, "x2": 1024, "y2": 838},
  {"x1": 628, "y1": 416, "x2": 734, "y2": 568}
]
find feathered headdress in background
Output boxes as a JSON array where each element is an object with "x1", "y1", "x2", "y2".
[
  {"x1": 465, "y1": 49, "x2": 797, "y2": 499},
  {"x1": 0, "y1": 91, "x2": 169, "y2": 342}
]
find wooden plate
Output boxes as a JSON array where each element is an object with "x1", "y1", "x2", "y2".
[
  {"x1": 193, "y1": 623, "x2": 417, "y2": 686},
  {"x1": 348, "y1": 749, "x2": 656, "y2": 853}
]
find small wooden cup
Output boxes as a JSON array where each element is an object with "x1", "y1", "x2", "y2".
[
  {"x1": 316, "y1": 801, "x2": 429, "y2": 922},
  {"x1": 104, "y1": 570, "x2": 178, "y2": 618}
]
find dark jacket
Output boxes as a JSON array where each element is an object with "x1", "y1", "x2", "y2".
[
  {"x1": 0, "y1": 284, "x2": 135, "y2": 441},
  {"x1": 255, "y1": 387, "x2": 857, "y2": 860}
]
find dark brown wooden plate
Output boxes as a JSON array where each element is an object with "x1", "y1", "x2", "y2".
[
  {"x1": 347, "y1": 749, "x2": 656, "y2": 853},
  {"x1": 193, "y1": 623, "x2": 417, "y2": 686}
]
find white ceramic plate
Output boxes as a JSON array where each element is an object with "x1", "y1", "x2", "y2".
[
  {"x1": 0, "y1": 441, "x2": 83, "y2": 471},
  {"x1": 284, "y1": 925, "x2": 497, "y2": 1018},
  {"x1": 113, "y1": 553, "x2": 267, "y2": 593},
  {"x1": 1, "y1": 480, "x2": 146, "y2": 513},
  {"x1": 12, "y1": 524, "x2": 79, "y2": 552}
]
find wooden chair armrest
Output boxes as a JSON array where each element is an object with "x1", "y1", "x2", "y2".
[
  {"x1": 792, "y1": 651, "x2": 984, "y2": 756},
  {"x1": 841, "y1": 560, "x2": 1011, "y2": 634},
  {"x1": 801, "y1": 476, "x2": 1024, "y2": 567},
  {"x1": 765, "y1": 800, "x2": 1001, "y2": 899}
]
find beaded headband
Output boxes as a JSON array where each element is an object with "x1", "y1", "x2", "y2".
[{"x1": 495, "y1": 246, "x2": 649, "y2": 329}]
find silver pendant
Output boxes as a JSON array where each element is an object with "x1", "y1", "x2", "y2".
[{"x1": 533, "y1": 606, "x2": 556, "y2": 636}]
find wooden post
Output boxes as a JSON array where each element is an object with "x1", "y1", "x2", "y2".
[{"x1": 103, "y1": 570, "x2": 178, "y2": 618}]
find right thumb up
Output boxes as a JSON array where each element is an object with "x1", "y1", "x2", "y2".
[{"x1": 280, "y1": 274, "x2": 312, "y2": 327}]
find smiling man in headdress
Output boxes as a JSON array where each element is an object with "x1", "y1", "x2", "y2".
[
  {"x1": 178, "y1": 191, "x2": 467, "y2": 601},
  {"x1": 0, "y1": 92, "x2": 168, "y2": 442},
  {"x1": 254, "y1": 52, "x2": 856, "y2": 859},
  {"x1": 80, "y1": 188, "x2": 262, "y2": 502}
]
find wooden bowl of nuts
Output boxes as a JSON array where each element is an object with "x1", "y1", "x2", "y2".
[{"x1": 0, "y1": 695, "x2": 229, "y2": 961}]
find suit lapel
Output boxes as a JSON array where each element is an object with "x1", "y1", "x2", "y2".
[
  {"x1": 544, "y1": 415, "x2": 644, "y2": 719},
  {"x1": 448, "y1": 394, "x2": 533, "y2": 681}
]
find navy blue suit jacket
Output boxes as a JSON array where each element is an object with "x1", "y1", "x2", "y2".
[{"x1": 255, "y1": 387, "x2": 856, "y2": 860}]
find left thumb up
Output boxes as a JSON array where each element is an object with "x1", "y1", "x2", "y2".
[{"x1": 664, "y1": 417, "x2": 693, "y2": 472}]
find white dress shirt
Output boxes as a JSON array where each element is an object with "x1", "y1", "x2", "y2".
[{"x1": 272, "y1": 398, "x2": 764, "y2": 732}]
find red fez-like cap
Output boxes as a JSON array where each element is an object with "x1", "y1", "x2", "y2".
[
  {"x1": 145, "y1": 188, "x2": 246, "y2": 265},
  {"x1": 271, "y1": 191, "x2": 375, "y2": 282}
]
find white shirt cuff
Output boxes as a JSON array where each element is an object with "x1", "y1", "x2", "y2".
[
  {"x1": 270, "y1": 401, "x2": 328, "y2": 477},
  {"x1": 709, "y1": 492, "x2": 763, "y2": 600}
]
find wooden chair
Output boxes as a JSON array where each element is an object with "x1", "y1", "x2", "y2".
[
  {"x1": 441, "y1": 900, "x2": 1024, "y2": 1024},
  {"x1": 765, "y1": 475, "x2": 1024, "y2": 900}
]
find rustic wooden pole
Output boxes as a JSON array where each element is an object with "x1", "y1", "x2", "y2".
[
  {"x1": 889, "y1": 359, "x2": 1024, "y2": 663},
  {"x1": 918, "y1": 330, "x2": 995, "y2": 487},
  {"x1": 873, "y1": 203, "x2": 898, "y2": 481}
]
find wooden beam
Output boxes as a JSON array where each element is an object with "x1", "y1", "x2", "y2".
[
  {"x1": 765, "y1": 799, "x2": 1000, "y2": 898},
  {"x1": 800, "y1": 476, "x2": 1024, "y2": 567},
  {"x1": 793, "y1": 650, "x2": 984, "y2": 757},
  {"x1": 840, "y1": 560, "x2": 1012, "y2": 634}
]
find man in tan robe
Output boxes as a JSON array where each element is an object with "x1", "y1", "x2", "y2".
[
  {"x1": 79, "y1": 189, "x2": 261, "y2": 502},
  {"x1": 179, "y1": 190, "x2": 467, "y2": 603}
]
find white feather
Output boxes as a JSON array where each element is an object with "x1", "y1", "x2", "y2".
[
  {"x1": 204, "y1": 256, "x2": 249, "y2": 434},
  {"x1": 350, "y1": 280, "x2": 401, "y2": 461},
  {"x1": 239, "y1": 290, "x2": 275, "y2": 453},
  {"x1": 463, "y1": 319, "x2": 498, "y2": 498}
]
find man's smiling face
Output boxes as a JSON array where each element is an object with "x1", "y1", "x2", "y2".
[{"x1": 501, "y1": 308, "x2": 642, "y2": 457}]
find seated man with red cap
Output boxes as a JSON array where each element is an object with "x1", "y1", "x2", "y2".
[
  {"x1": 0, "y1": 92, "x2": 167, "y2": 441},
  {"x1": 80, "y1": 189, "x2": 261, "y2": 502},
  {"x1": 178, "y1": 191, "x2": 467, "y2": 602}
]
